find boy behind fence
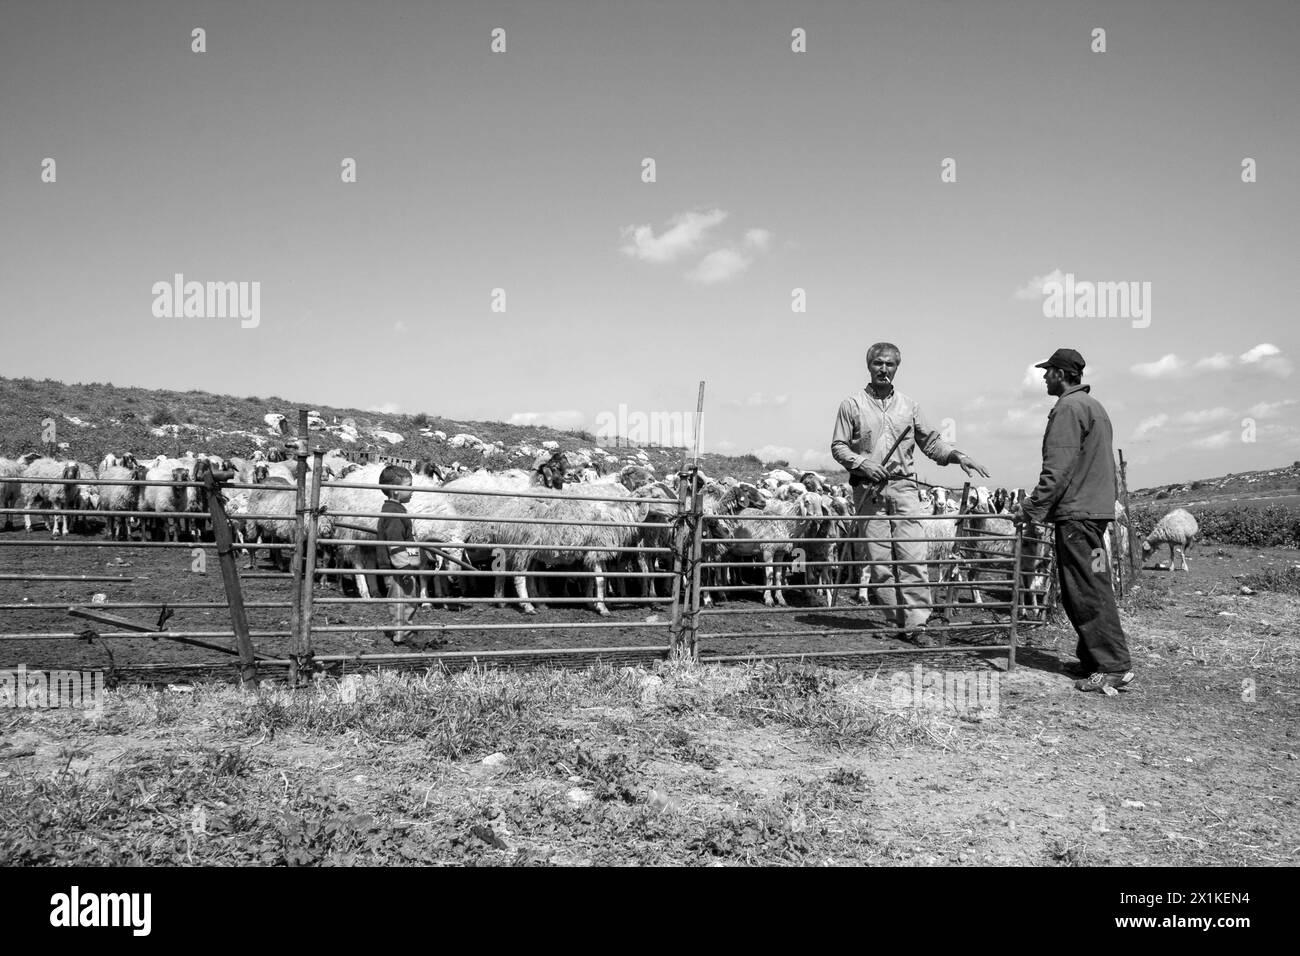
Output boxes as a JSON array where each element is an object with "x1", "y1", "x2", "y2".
[{"x1": 373, "y1": 465, "x2": 428, "y2": 650}]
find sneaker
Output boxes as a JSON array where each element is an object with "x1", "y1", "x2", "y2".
[
  {"x1": 1075, "y1": 671, "x2": 1135, "y2": 692},
  {"x1": 913, "y1": 628, "x2": 936, "y2": 648}
]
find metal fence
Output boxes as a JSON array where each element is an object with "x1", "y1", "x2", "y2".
[{"x1": 1, "y1": 450, "x2": 1067, "y2": 685}]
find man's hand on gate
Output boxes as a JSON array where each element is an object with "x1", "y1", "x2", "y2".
[
  {"x1": 854, "y1": 461, "x2": 889, "y2": 483},
  {"x1": 954, "y1": 453, "x2": 991, "y2": 479}
]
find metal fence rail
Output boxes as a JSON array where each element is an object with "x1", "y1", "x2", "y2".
[{"x1": 0, "y1": 411, "x2": 1072, "y2": 683}]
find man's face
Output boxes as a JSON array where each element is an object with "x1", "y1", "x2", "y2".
[
  {"x1": 867, "y1": 352, "x2": 899, "y2": 388},
  {"x1": 1044, "y1": 367, "x2": 1066, "y2": 396}
]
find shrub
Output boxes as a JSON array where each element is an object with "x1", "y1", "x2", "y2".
[
  {"x1": 1130, "y1": 503, "x2": 1300, "y2": 548},
  {"x1": 411, "y1": 412, "x2": 430, "y2": 427},
  {"x1": 149, "y1": 408, "x2": 177, "y2": 426}
]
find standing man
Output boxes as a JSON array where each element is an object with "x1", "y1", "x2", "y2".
[
  {"x1": 831, "y1": 342, "x2": 990, "y2": 645},
  {"x1": 1015, "y1": 349, "x2": 1134, "y2": 692}
]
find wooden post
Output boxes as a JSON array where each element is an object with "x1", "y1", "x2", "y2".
[
  {"x1": 686, "y1": 466, "x2": 705, "y2": 660},
  {"x1": 202, "y1": 468, "x2": 258, "y2": 687},
  {"x1": 287, "y1": 410, "x2": 309, "y2": 677},
  {"x1": 1117, "y1": 449, "x2": 1139, "y2": 585},
  {"x1": 667, "y1": 475, "x2": 690, "y2": 658},
  {"x1": 291, "y1": 448, "x2": 324, "y2": 686}
]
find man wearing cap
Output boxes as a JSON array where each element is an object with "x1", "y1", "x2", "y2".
[
  {"x1": 831, "y1": 342, "x2": 990, "y2": 645},
  {"x1": 1016, "y1": 348, "x2": 1135, "y2": 692}
]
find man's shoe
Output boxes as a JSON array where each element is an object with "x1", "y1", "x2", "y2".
[
  {"x1": 913, "y1": 627, "x2": 936, "y2": 648},
  {"x1": 1075, "y1": 671, "x2": 1135, "y2": 693}
]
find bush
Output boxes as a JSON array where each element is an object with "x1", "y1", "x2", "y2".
[
  {"x1": 1155, "y1": 490, "x2": 1169, "y2": 500},
  {"x1": 1190, "y1": 481, "x2": 1203, "y2": 490},
  {"x1": 411, "y1": 412, "x2": 430, "y2": 427},
  {"x1": 149, "y1": 408, "x2": 177, "y2": 426},
  {"x1": 1129, "y1": 503, "x2": 1300, "y2": 548}
]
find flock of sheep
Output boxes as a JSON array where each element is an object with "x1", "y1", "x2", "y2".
[{"x1": 0, "y1": 448, "x2": 1202, "y2": 619}]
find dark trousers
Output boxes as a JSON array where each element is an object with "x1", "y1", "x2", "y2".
[{"x1": 1054, "y1": 519, "x2": 1131, "y2": 673}]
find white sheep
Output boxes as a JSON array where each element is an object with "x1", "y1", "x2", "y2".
[
  {"x1": 1141, "y1": 507, "x2": 1199, "y2": 571},
  {"x1": 19, "y1": 457, "x2": 89, "y2": 536},
  {"x1": 98, "y1": 464, "x2": 149, "y2": 540},
  {"x1": 138, "y1": 459, "x2": 190, "y2": 541},
  {"x1": 470, "y1": 483, "x2": 662, "y2": 616},
  {"x1": 319, "y1": 464, "x2": 463, "y2": 598}
]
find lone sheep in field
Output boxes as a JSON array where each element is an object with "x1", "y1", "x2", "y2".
[{"x1": 1141, "y1": 507, "x2": 1199, "y2": 572}]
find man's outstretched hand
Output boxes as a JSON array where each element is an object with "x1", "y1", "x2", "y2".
[{"x1": 954, "y1": 453, "x2": 991, "y2": 479}]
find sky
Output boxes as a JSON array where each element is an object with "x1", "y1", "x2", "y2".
[{"x1": 1, "y1": 0, "x2": 1296, "y2": 487}]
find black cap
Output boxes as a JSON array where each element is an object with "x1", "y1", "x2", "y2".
[{"x1": 1034, "y1": 348, "x2": 1086, "y2": 375}]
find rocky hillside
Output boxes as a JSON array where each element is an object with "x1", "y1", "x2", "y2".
[{"x1": 0, "y1": 376, "x2": 779, "y2": 481}]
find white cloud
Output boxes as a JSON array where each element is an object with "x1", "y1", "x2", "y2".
[
  {"x1": 798, "y1": 449, "x2": 840, "y2": 471},
  {"x1": 728, "y1": 392, "x2": 789, "y2": 410},
  {"x1": 689, "y1": 247, "x2": 752, "y2": 284},
  {"x1": 1175, "y1": 407, "x2": 1233, "y2": 426},
  {"x1": 1239, "y1": 343, "x2": 1293, "y2": 377},
  {"x1": 1240, "y1": 343, "x2": 1281, "y2": 364},
  {"x1": 1020, "y1": 362, "x2": 1048, "y2": 392},
  {"x1": 507, "y1": 410, "x2": 587, "y2": 429},
  {"x1": 1131, "y1": 414, "x2": 1169, "y2": 440},
  {"x1": 1133, "y1": 343, "x2": 1292, "y2": 381},
  {"x1": 1192, "y1": 352, "x2": 1232, "y2": 371},
  {"x1": 752, "y1": 443, "x2": 796, "y2": 464},
  {"x1": 619, "y1": 209, "x2": 727, "y2": 264},
  {"x1": 1246, "y1": 398, "x2": 1299, "y2": 419},
  {"x1": 710, "y1": 439, "x2": 738, "y2": 453},
  {"x1": 393, "y1": 320, "x2": 408, "y2": 334},
  {"x1": 743, "y1": 228, "x2": 772, "y2": 251},
  {"x1": 1012, "y1": 268, "x2": 1064, "y2": 301},
  {"x1": 368, "y1": 402, "x2": 401, "y2": 415},
  {"x1": 1130, "y1": 354, "x2": 1184, "y2": 378},
  {"x1": 1189, "y1": 430, "x2": 1234, "y2": 450}
]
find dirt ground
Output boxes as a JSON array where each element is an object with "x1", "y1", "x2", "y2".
[{"x1": 2, "y1": 535, "x2": 1297, "y2": 865}]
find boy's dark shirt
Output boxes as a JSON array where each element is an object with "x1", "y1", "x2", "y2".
[{"x1": 374, "y1": 498, "x2": 414, "y2": 570}]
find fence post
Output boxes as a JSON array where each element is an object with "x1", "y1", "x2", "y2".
[
  {"x1": 291, "y1": 448, "x2": 324, "y2": 686},
  {"x1": 287, "y1": 410, "x2": 309, "y2": 678},
  {"x1": 202, "y1": 468, "x2": 258, "y2": 688},
  {"x1": 686, "y1": 466, "x2": 705, "y2": 660},
  {"x1": 1117, "y1": 449, "x2": 1138, "y2": 586},
  {"x1": 667, "y1": 474, "x2": 690, "y2": 658},
  {"x1": 1008, "y1": 528, "x2": 1024, "y2": 671}
]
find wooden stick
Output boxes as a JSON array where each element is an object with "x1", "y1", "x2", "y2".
[{"x1": 202, "y1": 467, "x2": 259, "y2": 687}]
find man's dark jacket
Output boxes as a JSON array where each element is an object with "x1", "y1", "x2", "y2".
[{"x1": 1022, "y1": 384, "x2": 1117, "y2": 523}]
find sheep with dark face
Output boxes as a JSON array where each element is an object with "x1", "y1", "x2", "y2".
[
  {"x1": 98, "y1": 464, "x2": 150, "y2": 540},
  {"x1": 19, "y1": 458, "x2": 88, "y2": 536},
  {"x1": 139, "y1": 460, "x2": 190, "y2": 542},
  {"x1": 1141, "y1": 508, "x2": 1199, "y2": 571}
]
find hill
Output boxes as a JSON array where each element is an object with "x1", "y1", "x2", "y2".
[{"x1": 0, "y1": 376, "x2": 785, "y2": 482}]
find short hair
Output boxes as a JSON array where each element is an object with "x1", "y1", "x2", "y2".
[
  {"x1": 866, "y1": 342, "x2": 901, "y2": 365},
  {"x1": 1062, "y1": 369, "x2": 1083, "y2": 385},
  {"x1": 379, "y1": 464, "x2": 412, "y2": 494}
]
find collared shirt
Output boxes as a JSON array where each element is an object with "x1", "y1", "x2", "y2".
[
  {"x1": 830, "y1": 385, "x2": 956, "y2": 484},
  {"x1": 1022, "y1": 383, "x2": 1118, "y2": 522},
  {"x1": 375, "y1": 498, "x2": 414, "y2": 570}
]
